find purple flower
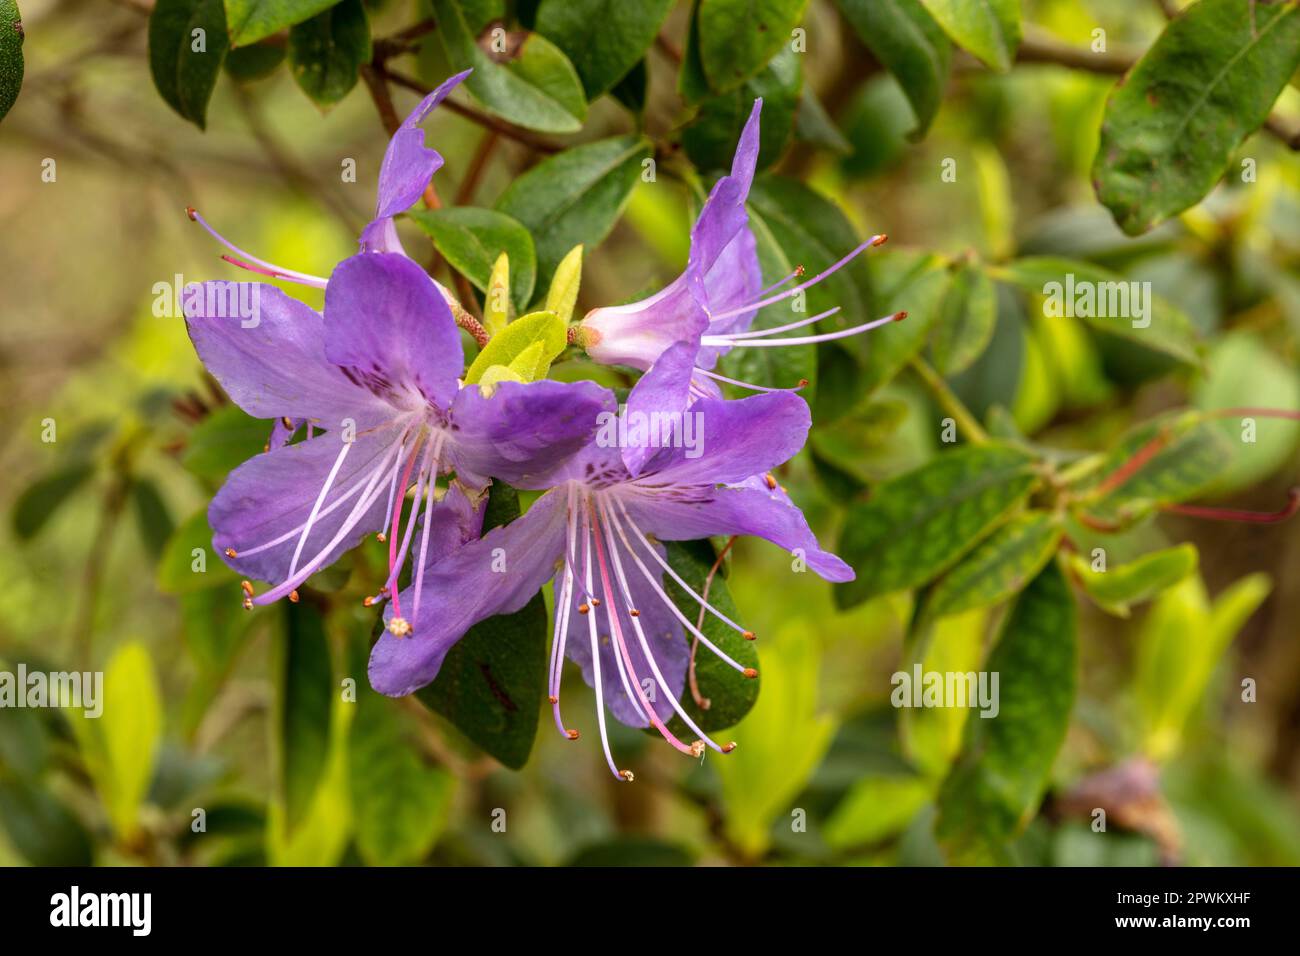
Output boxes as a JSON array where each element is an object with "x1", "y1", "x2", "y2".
[
  {"x1": 184, "y1": 251, "x2": 612, "y2": 633},
  {"x1": 368, "y1": 390, "x2": 853, "y2": 780},
  {"x1": 577, "y1": 99, "x2": 899, "y2": 472},
  {"x1": 184, "y1": 70, "x2": 473, "y2": 289}
]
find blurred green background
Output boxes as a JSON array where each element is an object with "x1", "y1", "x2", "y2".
[{"x1": 2, "y1": 0, "x2": 1299, "y2": 866}]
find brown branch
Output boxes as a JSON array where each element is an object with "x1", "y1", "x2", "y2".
[{"x1": 456, "y1": 129, "x2": 500, "y2": 206}]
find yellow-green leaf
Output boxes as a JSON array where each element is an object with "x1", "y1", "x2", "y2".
[
  {"x1": 544, "y1": 244, "x2": 583, "y2": 322},
  {"x1": 464, "y1": 310, "x2": 567, "y2": 385}
]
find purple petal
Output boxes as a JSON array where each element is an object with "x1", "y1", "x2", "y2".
[
  {"x1": 323, "y1": 253, "x2": 464, "y2": 411},
  {"x1": 371, "y1": 70, "x2": 472, "y2": 223},
  {"x1": 447, "y1": 379, "x2": 616, "y2": 489},
  {"x1": 369, "y1": 489, "x2": 568, "y2": 696},
  {"x1": 622, "y1": 479, "x2": 854, "y2": 583},
  {"x1": 184, "y1": 281, "x2": 386, "y2": 425},
  {"x1": 621, "y1": 339, "x2": 710, "y2": 475},
  {"x1": 688, "y1": 99, "x2": 762, "y2": 278},
  {"x1": 210, "y1": 425, "x2": 401, "y2": 584},
  {"x1": 559, "y1": 535, "x2": 687, "y2": 728},
  {"x1": 580, "y1": 272, "x2": 709, "y2": 371}
]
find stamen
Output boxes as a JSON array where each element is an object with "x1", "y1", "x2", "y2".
[
  {"x1": 548, "y1": 487, "x2": 580, "y2": 738},
  {"x1": 288, "y1": 438, "x2": 353, "y2": 578},
  {"x1": 708, "y1": 234, "x2": 887, "y2": 322},
  {"x1": 586, "y1": 503, "x2": 652, "y2": 727},
  {"x1": 693, "y1": 366, "x2": 809, "y2": 394},
  {"x1": 410, "y1": 435, "x2": 447, "y2": 621},
  {"x1": 385, "y1": 436, "x2": 432, "y2": 621},
  {"x1": 579, "y1": 499, "x2": 626, "y2": 782},
  {"x1": 711, "y1": 306, "x2": 842, "y2": 341},
  {"x1": 701, "y1": 310, "x2": 905, "y2": 349},
  {"x1": 186, "y1": 207, "x2": 328, "y2": 288},
  {"x1": 752, "y1": 265, "x2": 804, "y2": 299}
]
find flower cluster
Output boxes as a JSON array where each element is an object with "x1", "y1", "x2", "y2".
[{"x1": 182, "y1": 74, "x2": 898, "y2": 779}]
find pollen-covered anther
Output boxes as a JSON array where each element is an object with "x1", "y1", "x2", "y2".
[
  {"x1": 387, "y1": 616, "x2": 413, "y2": 638},
  {"x1": 240, "y1": 580, "x2": 254, "y2": 598},
  {"x1": 362, "y1": 596, "x2": 376, "y2": 607},
  {"x1": 620, "y1": 770, "x2": 635, "y2": 782},
  {"x1": 871, "y1": 234, "x2": 888, "y2": 247},
  {"x1": 590, "y1": 597, "x2": 601, "y2": 607},
  {"x1": 224, "y1": 548, "x2": 238, "y2": 558},
  {"x1": 578, "y1": 603, "x2": 590, "y2": 615},
  {"x1": 376, "y1": 532, "x2": 387, "y2": 543},
  {"x1": 743, "y1": 667, "x2": 758, "y2": 679},
  {"x1": 289, "y1": 590, "x2": 300, "y2": 603},
  {"x1": 763, "y1": 473, "x2": 777, "y2": 490},
  {"x1": 629, "y1": 608, "x2": 640, "y2": 617},
  {"x1": 892, "y1": 310, "x2": 908, "y2": 322},
  {"x1": 742, "y1": 630, "x2": 755, "y2": 640},
  {"x1": 242, "y1": 597, "x2": 253, "y2": 611},
  {"x1": 794, "y1": 264, "x2": 806, "y2": 277},
  {"x1": 689, "y1": 740, "x2": 706, "y2": 758},
  {"x1": 721, "y1": 742, "x2": 738, "y2": 753},
  {"x1": 548, "y1": 695, "x2": 559, "y2": 704},
  {"x1": 185, "y1": 206, "x2": 198, "y2": 221},
  {"x1": 565, "y1": 729, "x2": 580, "y2": 740}
]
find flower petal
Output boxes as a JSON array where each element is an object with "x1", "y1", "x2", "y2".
[
  {"x1": 211, "y1": 424, "x2": 402, "y2": 584},
  {"x1": 369, "y1": 488, "x2": 568, "y2": 696},
  {"x1": 324, "y1": 253, "x2": 464, "y2": 410},
  {"x1": 447, "y1": 379, "x2": 615, "y2": 488},
  {"x1": 621, "y1": 339, "x2": 712, "y2": 475},
  {"x1": 622, "y1": 478, "x2": 854, "y2": 583},
  {"x1": 560, "y1": 535, "x2": 687, "y2": 728},
  {"x1": 184, "y1": 281, "x2": 384, "y2": 425}
]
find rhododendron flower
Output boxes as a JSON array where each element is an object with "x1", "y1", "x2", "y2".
[
  {"x1": 184, "y1": 252, "x2": 611, "y2": 632},
  {"x1": 577, "y1": 99, "x2": 900, "y2": 472},
  {"x1": 369, "y1": 390, "x2": 853, "y2": 779}
]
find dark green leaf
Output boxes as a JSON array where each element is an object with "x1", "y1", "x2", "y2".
[
  {"x1": 834, "y1": 443, "x2": 1042, "y2": 609},
  {"x1": 566, "y1": 837, "x2": 694, "y2": 866},
  {"x1": 994, "y1": 257, "x2": 1202, "y2": 369},
  {"x1": 836, "y1": 0, "x2": 951, "y2": 138},
  {"x1": 287, "y1": 0, "x2": 370, "y2": 107},
  {"x1": 794, "y1": 86, "x2": 851, "y2": 153},
  {"x1": 496, "y1": 135, "x2": 651, "y2": 292},
  {"x1": 415, "y1": 484, "x2": 547, "y2": 769},
  {"x1": 430, "y1": 0, "x2": 587, "y2": 133},
  {"x1": 150, "y1": 0, "x2": 230, "y2": 129},
  {"x1": 348, "y1": 636, "x2": 454, "y2": 865},
  {"x1": 223, "y1": 39, "x2": 286, "y2": 82},
  {"x1": 0, "y1": 0, "x2": 23, "y2": 124},
  {"x1": 130, "y1": 479, "x2": 174, "y2": 562},
  {"x1": 923, "y1": 510, "x2": 1063, "y2": 620},
  {"x1": 0, "y1": 778, "x2": 94, "y2": 866},
  {"x1": 182, "y1": 404, "x2": 269, "y2": 480},
  {"x1": 158, "y1": 508, "x2": 239, "y2": 595},
  {"x1": 860, "y1": 249, "x2": 948, "y2": 393},
  {"x1": 273, "y1": 601, "x2": 333, "y2": 832},
  {"x1": 662, "y1": 540, "x2": 759, "y2": 737},
  {"x1": 1069, "y1": 543, "x2": 1198, "y2": 617},
  {"x1": 918, "y1": 0, "x2": 1019, "y2": 73},
  {"x1": 683, "y1": 47, "x2": 801, "y2": 172},
  {"x1": 535, "y1": 0, "x2": 672, "y2": 98},
  {"x1": 12, "y1": 463, "x2": 94, "y2": 540},
  {"x1": 931, "y1": 259, "x2": 996, "y2": 375},
  {"x1": 408, "y1": 206, "x2": 537, "y2": 311},
  {"x1": 935, "y1": 561, "x2": 1076, "y2": 863},
  {"x1": 223, "y1": 0, "x2": 338, "y2": 47},
  {"x1": 696, "y1": 0, "x2": 809, "y2": 94},
  {"x1": 1094, "y1": 0, "x2": 1300, "y2": 235},
  {"x1": 610, "y1": 58, "x2": 648, "y2": 115}
]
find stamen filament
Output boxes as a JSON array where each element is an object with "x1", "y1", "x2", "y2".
[
  {"x1": 693, "y1": 366, "x2": 808, "y2": 394},
  {"x1": 701, "y1": 310, "x2": 904, "y2": 348},
  {"x1": 410, "y1": 435, "x2": 447, "y2": 621},
  {"x1": 186, "y1": 208, "x2": 328, "y2": 288},
  {"x1": 711, "y1": 306, "x2": 841, "y2": 341},
  {"x1": 581, "y1": 500, "x2": 626, "y2": 781},
  {"x1": 289, "y1": 438, "x2": 352, "y2": 578}
]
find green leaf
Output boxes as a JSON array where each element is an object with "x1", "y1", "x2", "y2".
[
  {"x1": 860, "y1": 249, "x2": 948, "y2": 392},
  {"x1": 923, "y1": 510, "x2": 1063, "y2": 621},
  {"x1": 223, "y1": 0, "x2": 338, "y2": 47},
  {"x1": 415, "y1": 484, "x2": 547, "y2": 769},
  {"x1": 273, "y1": 601, "x2": 333, "y2": 833},
  {"x1": 993, "y1": 257, "x2": 1202, "y2": 369},
  {"x1": 935, "y1": 561, "x2": 1076, "y2": 863},
  {"x1": 696, "y1": 0, "x2": 809, "y2": 94},
  {"x1": 347, "y1": 637, "x2": 454, "y2": 866},
  {"x1": 835, "y1": 443, "x2": 1042, "y2": 609},
  {"x1": 182, "y1": 404, "x2": 269, "y2": 480},
  {"x1": 159, "y1": 508, "x2": 239, "y2": 595},
  {"x1": 1094, "y1": 0, "x2": 1300, "y2": 235},
  {"x1": 715, "y1": 621, "x2": 836, "y2": 858},
  {"x1": 661, "y1": 540, "x2": 759, "y2": 737},
  {"x1": 287, "y1": 0, "x2": 370, "y2": 108},
  {"x1": 836, "y1": 0, "x2": 951, "y2": 138},
  {"x1": 794, "y1": 86, "x2": 851, "y2": 153},
  {"x1": 544, "y1": 244, "x2": 583, "y2": 322},
  {"x1": 497, "y1": 135, "x2": 651, "y2": 291},
  {"x1": 223, "y1": 39, "x2": 286, "y2": 82},
  {"x1": 565, "y1": 837, "x2": 694, "y2": 867},
  {"x1": 824, "y1": 774, "x2": 933, "y2": 850},
  {"x1": 77, "y1": 643, "x2": 164, "y2": 840},
  {"x1": 918, "y1": 0, "x2": 1020, "y2": 73},
  {"x1": 683, "y1": 46, "x2": 802, "y2": 172},
  {"x1": 12, "y1": 463, "x2": 94, "y2": 540},
  {"x1": 430, "y1": 0, "x2": 587, "y2": 133},
  {"x1": 610, "y1": 57, "x2": 648, "y2": 114},
  {"x1": 535, "y1": 0, "x2": 672, "y2": 98},
  {"x1": 0, "y1": 778, "x2": 93, "y2": 866},
  {"x1": 464, "y1": 310, "x2": 567, "y2": 384},
  {"x1": 931, "y1": 259, "x2": 996, "y2": 375},
  {"x1": 409, "y1": 207, "x2": 537, "y2": 312},
  {"x1": 901, "y1": 607, "x2": 987, "y2": 779},
  {"x1": 150, "y1": 0, "x2": 231, "y2": 129},
  {"x1": 130, "y1": 479, "x2": 174, "y2": 562},
  {"x1": 1069, "y1": 411, "x2": 1233, "y2": 526},
  {"x1": 0, "y1": 0, "x2": 23, "y2": 124},
  {"x1": 1069, "y1": 543, "x2": 1197, "y2": 618}
]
